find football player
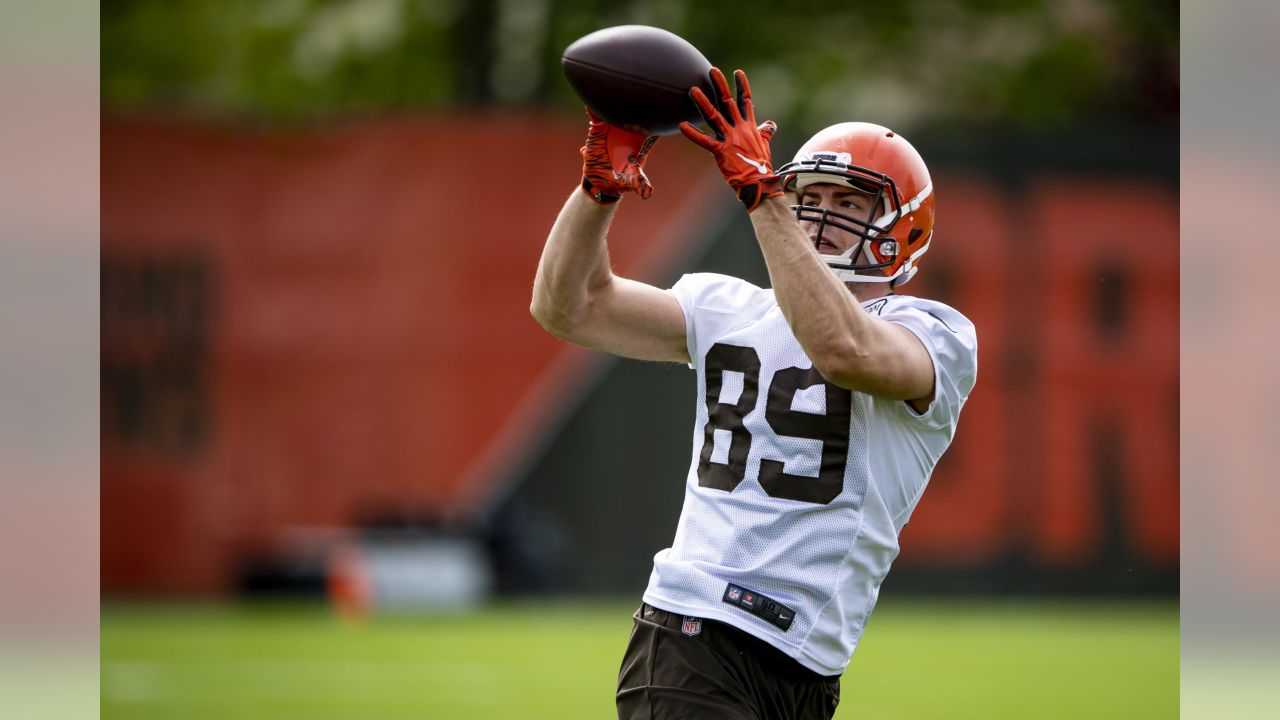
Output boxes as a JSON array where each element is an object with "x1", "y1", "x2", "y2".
[{"x1": 531, "y1": 67, "x2": 977, "y2": 720}]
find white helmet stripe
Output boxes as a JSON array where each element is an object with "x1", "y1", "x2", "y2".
[{"x1": 904, "y1": 180, "x2": 933, "y2": 213}]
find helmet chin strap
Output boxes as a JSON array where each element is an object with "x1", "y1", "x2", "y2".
[
  {"x1": 822, "y1": 246, "x2": 923, "y2": 286},
  {"x1": 826, "y1": 264, "x2": 899, "y2": 283}
]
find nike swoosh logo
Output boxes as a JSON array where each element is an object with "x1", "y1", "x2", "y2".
[{"x1": 736, "y1": 152, "x2": 770, "y2": 174}]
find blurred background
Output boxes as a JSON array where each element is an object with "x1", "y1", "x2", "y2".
[{"x1": 99, "y1": 1, "x2": 1178, "y2": 718}]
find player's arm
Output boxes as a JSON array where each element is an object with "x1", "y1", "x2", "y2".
[
  {"x1": 529, "y1": 111, "x2": 689, "y2": 363},
  {"x1": 749, "y1": 197, "x2": 933, "y2": 401},
  {"x1": 531, "y1": 191, "x2": 688, "y2": 362},
  {"x1": 679, "y1": 68, "x2": 932, "y2": 401}
]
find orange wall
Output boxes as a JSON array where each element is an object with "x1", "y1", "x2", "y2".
[
  {"x1": 898, "y1": 174, "x2": 1178, "y2": 572},
  {"x1": 101, "y1": 116, "x2": 718, "y2": 594}
]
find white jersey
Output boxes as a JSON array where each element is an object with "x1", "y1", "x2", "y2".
[{"x1": 642, "y1": 273, "x2": 977, "y2": 676}]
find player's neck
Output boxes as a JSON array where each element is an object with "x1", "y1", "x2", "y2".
[{"x1": 846, "y1": 282, "x2": 892, "y2": 303}]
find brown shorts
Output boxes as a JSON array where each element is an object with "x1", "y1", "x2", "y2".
[{"x1": 616, "y1": 603, "x2": 841, "y2": 720}]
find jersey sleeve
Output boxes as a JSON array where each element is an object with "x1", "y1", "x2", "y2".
[
  {"x1": 880, "y1": 301, "x2": 978, "y2": 431},
  {"x1": 665, "y1": 273, "x2": 769, "y2": 370}
]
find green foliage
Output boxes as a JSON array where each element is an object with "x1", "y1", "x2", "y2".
[
  {"x1": 102, "y1": 0, "x2": 1177, "y2": 130},
  {"x1": 102, "y1": 0, "x2": 459, "y2": 117},
  {"x1": 101, "y1": 599, "x2": 1178, "y2": 719}
]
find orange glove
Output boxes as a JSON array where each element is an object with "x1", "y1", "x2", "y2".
[
  {"x1": 679, "y1": 68, "x2": 782, "y2": 212},
  {"x1": 580, "y1": 109, "x2": 659, "y2": 205}
]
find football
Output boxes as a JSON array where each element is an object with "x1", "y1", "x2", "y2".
[{"x1": 562, "y1": 25, "x2": 714, "y2": 136}]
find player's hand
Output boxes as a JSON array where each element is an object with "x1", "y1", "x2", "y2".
[
  {"x1": 580, "y1": 108, "x2": 659, "y2": 204},
  {"x1": 680, "y1": 68, "x2": 783, "y2": 212}
]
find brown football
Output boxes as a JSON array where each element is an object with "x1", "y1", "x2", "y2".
[{"x1": 562, "y1": 25, "x2": 714, "y2": 136}]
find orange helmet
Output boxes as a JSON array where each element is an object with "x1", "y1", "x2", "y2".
[{"x1": 776, "y1": 122, "x2": 935, "y2": 286}]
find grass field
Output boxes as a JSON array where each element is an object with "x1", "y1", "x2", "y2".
[{"x1": 102, "y1": 598, "x2": 1177, "y2": 719}]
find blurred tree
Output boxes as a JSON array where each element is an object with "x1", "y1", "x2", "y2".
[{"x1": 102, "y1": 0, "x2": 1177, "y2": 130}]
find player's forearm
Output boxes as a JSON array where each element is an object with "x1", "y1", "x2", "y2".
[
  {"x1": 530, "y1": 188, "x2": 618, "y2": 334},
  {"x1": 749, "y1": 197, "x2": 880, "y2": 374}
]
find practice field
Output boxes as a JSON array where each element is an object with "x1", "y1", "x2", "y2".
[{"x1": 102, "y1": 598, "x2": 1177, "y2": 719}]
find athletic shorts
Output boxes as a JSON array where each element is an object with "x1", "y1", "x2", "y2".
[{"x1": 616, "y1": 603, "x2": 841, "y2": 720}]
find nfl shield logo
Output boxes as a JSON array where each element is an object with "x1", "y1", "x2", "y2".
[
  {"x1": 681, "y1": 617, "x2": 702, "y2": 636},
  {"x1": 727, "y1": 587, "x2": 741, "y2": 601}
]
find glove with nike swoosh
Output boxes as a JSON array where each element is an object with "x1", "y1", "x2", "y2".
[
  {"x1": 580, "y1": 108, "x2": 659, "y2": 205},
  {"x1": 679, "y1": 67, "x2": 783, "y2": 212}
]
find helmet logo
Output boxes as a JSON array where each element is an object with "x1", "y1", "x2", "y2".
[{"x1": 801, "y1": 150, "x2": 852, "y2": 165}]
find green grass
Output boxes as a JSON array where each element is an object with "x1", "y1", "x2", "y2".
[{"x1": 102, "y1": 598, "x2": 1177, "y2": 719}]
